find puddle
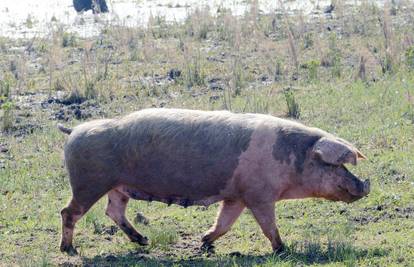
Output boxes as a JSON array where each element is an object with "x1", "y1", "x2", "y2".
[{"x1": 0, "y1": 0, "x2": 387, "y2": 39}]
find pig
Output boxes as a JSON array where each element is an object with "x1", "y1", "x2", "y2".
[{"x1": 57, "y1": 108, "x2": 370, "y2": 255}]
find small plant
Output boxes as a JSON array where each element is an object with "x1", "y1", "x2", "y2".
[
  {"x1": 284, "y1": 88, "x2": 300, "y2": 119},
  {"x1": 147, "y1": 225, "x2": 178, "y2": 250},
  {"x1": 0, "y1": 37, "x2": 7, "y2": 52},
  {"x1": 378, "y1": 7, "x2": 394, "y2": 74},
  {"x1": 230, "y1": 57, "x2": 245, "y2": 96},
  {"x1": 286, "y1": 24, "x2": 299, "y2": 73},
  {"x1": 405, "y1": 46, "x2": 414, "y2": 69},
  {"x1": 381, "y1": 52, "x2": 393, "y2": 74},
  {"x1": 85, "y1": 80, "x2": 97, "y2": 99},
  {"x1": 184, "y1": 7, "x2": 212, "y2": 40},
  {"x1": 303, "y1": 60, "x2": 320, "y2": 81},
  {"x1": 404, "y1": 91, "x2": 414, "y2": 123},
  {"x1": 328, "y1": 33, "x2": 341, "y2": 78},
  {"x1": 357, "y1": 55, "x2": 367, "y2": 81},
  {"x1": 183, "y1": 48, "x2": 205, "y2": 88},
  {"x1": 62, "y1": 32, "x2": 77, "y2": 48},
  {"x1": 0, "y1": 79, "x2": 11, "y2": 98},
  {"x1": 1, "y1": 100, "x2": 14, "y2": 132},
  {"x1": 25, "y1": 14, "x2": 34, "y2": 28},
  {"x1": 274, "y1": 60, "x2": 283, "y2": 81},
  {"x1": 303, "y1": 32, "x2": 314, "y2": 49}
]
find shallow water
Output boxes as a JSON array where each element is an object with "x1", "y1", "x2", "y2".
[{"x1": 0, "y1": 0, "x2": 387, "y2": 39}]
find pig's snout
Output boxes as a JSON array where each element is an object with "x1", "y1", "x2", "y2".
[{"x1": 345, "y1": 178, "x2": 370, "y2": 203}]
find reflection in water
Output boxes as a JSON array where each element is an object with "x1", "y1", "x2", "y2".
[{"x1": 0, "y1": 0, "x2": 385, "y2": 39}]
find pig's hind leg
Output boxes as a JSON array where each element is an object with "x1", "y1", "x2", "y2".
[
  {"x1": 105, "y1": 189, "x2": 149, "y2": 245},
  {"x1": 60, "y1": 193, "x2": 103, "y2": 255},
  {"x1": 201, "y1": 199, "x2": 245, "y2": 251},
  {"x1": 60, "y1": 177, "x2": 115, "y2": 255},
  {"x1": 60, "y1": 198, "x2": 85, "y2": 255}
]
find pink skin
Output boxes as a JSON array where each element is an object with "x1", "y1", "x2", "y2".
[{"x1": 200, "y1": 124, "x2": 369, "y2": 251}]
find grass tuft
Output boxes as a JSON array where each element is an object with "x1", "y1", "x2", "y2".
[{"x1": 284, "y1": 88, "x2": 300, "y2": 119}]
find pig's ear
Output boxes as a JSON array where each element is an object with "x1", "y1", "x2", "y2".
[
  {"x1": 356, "y1": 150, "x2": 367, "y2": 160},
  {"x1": 312, "y1": 137, "x2": 363, "y2": 166}
]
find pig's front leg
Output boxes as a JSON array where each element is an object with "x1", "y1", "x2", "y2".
[
  {"x1": 201, "y1": 199, "x2": 245, "y2": 251},
  {"x1": 249, "y1": 202, "x2": 284, "y2": 252}
]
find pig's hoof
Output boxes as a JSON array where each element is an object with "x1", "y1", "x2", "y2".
[
  {"x1": 60, "y1": 244, "x2": 78, "y2": 256},
  {"x1": 200, "y1": 242, "x2": 215, "y2": 254},
  {"x1": 273, "y1": 243, "x2": 286, "y2": 254},
  {"x1": 134, "y1": 236, "x2": 149, "y2": 246}
]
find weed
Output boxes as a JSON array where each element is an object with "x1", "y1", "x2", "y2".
[
  {"x1": 378, "y1": 5, "x2": 395, "y2": 74},
  {"x1": 274, "y1": 60, "x2": 283, "y2": 81},
  {"x1": 328, "y1": 33, "x2": 342, "y2": 78},
  {"x1": 357, "y1": 55, "x2": 367, "y2": 81},
  {"x1": 303, "y1": 32, "x2": 314, "y2": 49},
  {"x1": 25, "y1": 14, "x2": 34, "y2": 29},
  {"x1": 283, "y1": 88, "x2": 300, "y2": 119},
  {"x1": 185, "y1": 7, "x2": 212, "y2": 40},
  {"x1": 403, "y1": 91, "x2": 414, "y2": 123},
  {"x1": 1, "y1": 100, "x2": 14, "y2": 132},
  {"x1": 183, "y1": 46, "x2": 205, "y2": 88},
  {"x1": 230, "y1": 57, "x2": 245, "y2": 96},
  {"x1": 85, "y1": 80, "x2": 97, "y2": 99},
  {"x1": 405, "y1": 46, "x2": 414, "y2": 69},
  {"x1": 285, "y1": 17, "x2": 299, "y2": 74},
  {"x1": 62, "y1": 32, "x2": 77, "y2": 48},
  {"x1": 303, "y1": 60, "x2": 320, "y2": 81},
  {"x1": 0, "y1": 78, "x2": 11, "y2": 98},
  {"x1": 216, "y1": 8, "x2": 237, "y2": 43},
  {"x1": 147, "y1": 225, "x2": 178, "y2": 250}
]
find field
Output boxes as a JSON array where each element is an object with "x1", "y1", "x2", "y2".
[{"x1": 1, "y1": 1, "x2": 414, "y2": 266}]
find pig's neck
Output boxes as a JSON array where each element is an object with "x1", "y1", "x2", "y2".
[{"x1": 276, "y1": 179, "x2": 316, "y2": 201}]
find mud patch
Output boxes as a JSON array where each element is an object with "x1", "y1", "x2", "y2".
[
  {"x1": 0, "y1": 143, "x2": 8, "y2": 153},
  {"x1": 353, "y1": 206, "x2": 413, "y2": 225},
  {"x1": 2, "y1": 122, "x2": 43, "y2": 137},
  {"x1": 45, "y1": 99, "x2": 105, "y2": 121}
]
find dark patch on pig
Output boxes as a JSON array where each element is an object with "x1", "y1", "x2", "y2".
[
  {"x1": 117, "y1": 110, "x2": 254, "y2": 201},
  {"x1": 272, "y1": 128, "x2": 321, "y2": 173},
  {"x1": 182, "y1": 199, "x2": 190, "y2": 208}
]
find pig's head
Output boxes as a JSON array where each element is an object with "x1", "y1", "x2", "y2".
[{"x1": 302, "y1": 137, "x2": 370, "y2": 203}]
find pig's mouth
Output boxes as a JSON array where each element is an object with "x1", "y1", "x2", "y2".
[
  {"x1": 337, "y1": 179, "x2": 370, "y2": 203},
  {"x1": 337, "y1": 185, "x2": 363, "y2": 202}
]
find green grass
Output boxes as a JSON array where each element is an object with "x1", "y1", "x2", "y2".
[{"x1": 1, "y1": 2, "x2": 414, "y2": 266}]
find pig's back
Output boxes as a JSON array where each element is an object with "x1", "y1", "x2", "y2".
[{"x1": 115, "y1": 109, "x2": 264, "y2": 200}]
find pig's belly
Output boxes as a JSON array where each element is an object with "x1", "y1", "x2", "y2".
[{"x1": 115, "y1": 184, "x2": 225, "y2": 207}]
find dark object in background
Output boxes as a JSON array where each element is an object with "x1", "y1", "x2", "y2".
[
  {"x1": 168, "y1": 69, "x2": 182, "y2": 80},
  {"x1": 73, "y1": 0, "x2": 109, "y2": 13},
  {"x1": 324, "y1": 3, "x2": 335, "y2": 14}
]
